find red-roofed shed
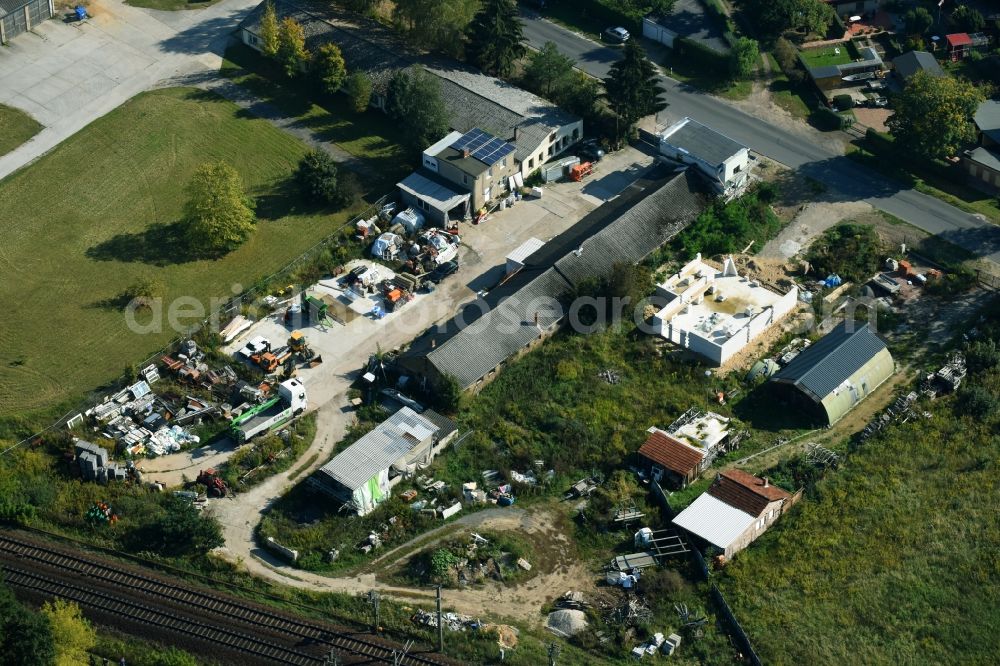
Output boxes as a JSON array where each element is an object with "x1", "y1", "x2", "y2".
[
  {"x1": 946, "y1": 33, "x2": 972, "y2": 61},
  {"x1": 638, "y1": 429, "x2": 706, "y2": 488}
]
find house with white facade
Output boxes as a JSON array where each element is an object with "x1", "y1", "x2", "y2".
[
  {"x1": 308, "y1": 407, "x2": 456, "y2": 515},
  {"x1": 658, "y1": 117, "x2": 750, "y2": 198},
  {"x1": 652, "y1": 254, "x2": 797, "y2": 366}
]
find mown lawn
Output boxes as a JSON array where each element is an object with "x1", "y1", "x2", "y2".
[
  {"x1": 719, "y1": 316, "x2": 1000, "y2": 664},
  {"x1": 798, "y1": 42, "x2": 856, "y2": 69},
  {"x1": 0, "y1": 103, "x2": 42, "y2": 157},
  {"x1": 0, "y1": 87, "x2": 366, "y2": 420}
]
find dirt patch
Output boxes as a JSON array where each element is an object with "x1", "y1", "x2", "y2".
[
  {"x1": 853, "y1": 107, "x2": 891, "y2": 133},
  {"x1": 760, "y1": 202, "x2": 875, "y2": 260}
]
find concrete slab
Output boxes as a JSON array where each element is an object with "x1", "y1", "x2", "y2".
[{"x1": 0, "y1": 0, "x2": 262, "y2": 180}]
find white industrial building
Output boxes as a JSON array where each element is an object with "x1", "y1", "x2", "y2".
[
  {"x1": 652, "y1": 254, "x2": 797, "y2": 366},
  {"x1": 658, "y1": 117, "x2": 750, "y2": 198},
  {"x1": 308, "y1": 407, "x2": 456, "y2": 515}
]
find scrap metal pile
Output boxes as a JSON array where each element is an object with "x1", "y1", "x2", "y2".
[
  {"x1": 858, "y1": 390, "x2": 920, "y2": 443},
  {"x1": 82, "y1": 339, "x2": 236, "y2": 457}
]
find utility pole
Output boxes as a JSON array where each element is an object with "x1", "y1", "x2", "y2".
[
  {"x1": 547, "y1": 642, "x2": 560, "y2": 666},
  {"x1": 436, "y1": 585, "x2": 444, "y2": 653},
  {"x1": 368, "y1": 590, "x2": 381, "y2": 633}
]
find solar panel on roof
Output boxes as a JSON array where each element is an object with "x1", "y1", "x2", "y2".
[
  {"x1": 475, "y1": 140, "x2": 514, "y2": 165},
  {"x1": 452, "y1": 128, "x2": 490, "y2": 154},
  {"x1": 451, "y1": 128, "x2": 513, "y2": 165}
]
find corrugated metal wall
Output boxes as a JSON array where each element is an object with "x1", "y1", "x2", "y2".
[{"x1": 1, "y1": 0, "x2": 52, "y2": 44}]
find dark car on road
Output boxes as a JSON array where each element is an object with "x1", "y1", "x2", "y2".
[{"x1": 428, "y1": 260, "x2": 459, "y2": 284}]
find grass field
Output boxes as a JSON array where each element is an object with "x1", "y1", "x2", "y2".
[
  {"x1": 0, "y1": 87, "x2": 367, "y2": 420},
  {"x1": 0, "y1": 104, "x2": 42, "y2": 157},
  {"x1": 719, "y1": 315, "x2": 1000, "y2": 664},
  {"x1": 798, "y1": 42, "x2": 856, "y2": 69}
]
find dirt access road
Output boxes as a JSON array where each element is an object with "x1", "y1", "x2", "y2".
[{"x1": 213, "y1": 502, "x2": 591, "y2": 625}]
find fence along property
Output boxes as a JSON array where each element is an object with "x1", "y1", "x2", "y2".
[{"x1": 6, "y1": 193, "x2": 392, "y2": 453}]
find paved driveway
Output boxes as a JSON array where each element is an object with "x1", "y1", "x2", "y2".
[{"x1": 0, "y1": 0, "x2": 258, "y2": 180}]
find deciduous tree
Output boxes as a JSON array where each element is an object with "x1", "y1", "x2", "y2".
[
  {"x1": 465, "y1": 0, "x2": 526, "y2": 77},
  {"x1": 730, "y1": 37, "x2": 760, "y2": 80},
  {"x1": 312, "y1": 43, "x2": 347, "y2": 95},
  {"x1": 277, "y1": 17, "x2": 309, "y2": 78},
  {"x1": 750, "y1": 0, "x2": 835, "y2": 38},
  {"x1": 395, "y1": 0, "x2": 478, "y2": 57},
  {"x1": 344, "y1": 71, "x2": 373, "y2": 113},
  {"x1": 603, "y1": 40, "x2": 665, "y2": 139},
  {"x1": 0, "y1": 584, "x2": 56, "y2": 666},
  {"x1": 182, "y1": 161, "x2": 256, "y2": 255},
  {"x1": 904, "y1": 7, "x2": 933, "y2": 35},
  {"x1": 258, "y1": 1, "x2": 280, "y2": 58},
  {"x1": 886, "y1": 70, "x2": 984, "y2": 160},
  {"x1": 524, "y1": 41, "x2": 574, "y2": 98},
  {"x1": 41, "y1": 599, "x2": 96, "y2": 666},
  {"x1": 950, "y1": 4, "x2": 985, "y2": 33},
  {"x1": 386, "y1": 67, "x2": 450, "y2": 152}
]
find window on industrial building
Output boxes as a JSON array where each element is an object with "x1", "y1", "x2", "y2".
[{"x1": 528, "y1": 158, "x2": 534, "y2": 169}]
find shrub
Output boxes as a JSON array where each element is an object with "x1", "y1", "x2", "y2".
[
  {"x1": 833, "y1": 94, "x2": 853, "y2": 110},
  {"x1": 806, "y1": 223, "x2": 884, "y2": 283},
  {"x1": 296, "y1": 150, "x2": 341, "y2": 205},
  {"x1": 812, "y1": 106, "x2": 849, "y2": 130}
]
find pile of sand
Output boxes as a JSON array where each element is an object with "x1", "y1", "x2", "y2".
[{"x1": 546, "y1": 609, "x2": 588, "y2": 637}]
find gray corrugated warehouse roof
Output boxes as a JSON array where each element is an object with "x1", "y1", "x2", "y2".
[
  {"x1": 660, "y1": 118, "x2": 747, "y2": 168},
  {"x1": 313, "y1": 407, "x2": 453, "y2": 491},
  {"x1": 772, "y1": 321, "x2": 888, "y2": 401},
  {"x1": 409, "y1": 168, "x2": 707, "y2": 388}
]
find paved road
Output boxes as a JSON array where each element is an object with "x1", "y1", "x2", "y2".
[{"x1": 520, "y1": 16, "x2": 1000, "y2": 264}]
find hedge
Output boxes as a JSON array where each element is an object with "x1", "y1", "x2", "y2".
[
  {"x1": 676, "y1": 36, "x2": 731, "y2": 69},
  {"x1": 813, "y1": 106, "x2": 850, "y2": 130}
]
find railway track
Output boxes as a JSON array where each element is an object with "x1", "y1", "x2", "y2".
[{"x1": 0, "y1": 532, "x2": 450, "y2": 666}]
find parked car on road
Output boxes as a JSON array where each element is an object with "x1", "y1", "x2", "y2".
[
  {"x1": 428, "y1": 260, "x2": 459, "y2": 284},
  {"x1": 867, "y1": 96, "x2": 888, "y2": 108},
  {"x1": 603, "y1": 27, "x2": 630, "y2": 43}
]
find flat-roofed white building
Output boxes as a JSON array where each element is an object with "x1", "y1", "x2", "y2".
[
  {"x1": 658, "y1": 117, "x2": 750, "y2": 198},
  {"x1": 652, "y1": 254, "x2": 797, "y2": 366}
]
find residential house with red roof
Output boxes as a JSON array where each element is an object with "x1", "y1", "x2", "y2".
[
  {"x1": 637, "y1": 411, "x2": 733, "y2": 488},
  {"x1": 672, "y1": 470, "x2": 797, "y2": 560}
]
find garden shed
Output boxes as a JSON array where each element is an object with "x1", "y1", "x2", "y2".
[{"x1": 0, "y1": 0, "x2": 53, "y2": 44}]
